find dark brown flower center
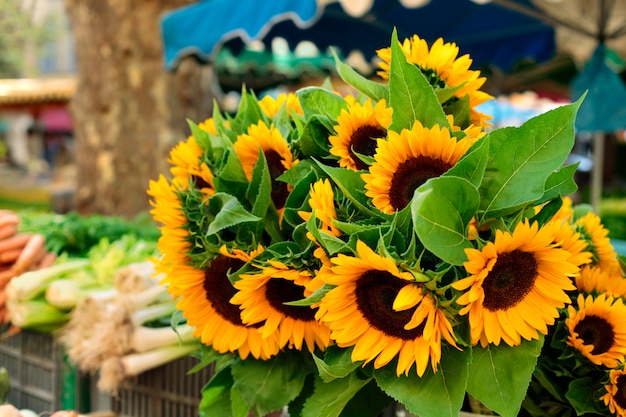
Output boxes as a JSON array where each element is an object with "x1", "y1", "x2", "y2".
[
  {"x1": 355, "y1": 270, "x2": 424, "y2": 340},
  {"x1": 483, "y1": 250, "x2": 538, "y2": 311},
  {"x1": 191, "y1": 174, "x2": 211, "y2": 190},
  {"x1": 614, "y1": 373, "x2": 626, "y2": 409},
  {"x1": 265, "y1": 149, "x2": 289, "y2": 209},
  {"x1": 265, "y1": 278, "x2": 316, "y2": 321},
  {"x1": 350, "y1": 124, "x2": 386, "y2": 170},
  {"x1": 203, "y1": 255, "x2": 246, "y2": 325},
  {"x1": 389, "y1": 155, "x2": 452, "y2": 211},
  {"x1": 574, "y1": 315, "x2": 615, "y2": 355}
]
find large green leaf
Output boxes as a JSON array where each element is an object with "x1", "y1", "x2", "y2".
[
  {"x1": 340, "y1": 379, "x2": 393, "y2": 417},
  {"x1": 565, "y1": 377, "x2": 606, "y2": 416},
  {"x1": 248, "y1": 150, "x2": 272, "y2": 218},
  {"x1": 478, "y1": 100, "x2": 581, "y2": 221},
  {"x1": 297, "y1": 86, "x2": 347, "y2": 126},
  {"x1": 199, "y1": 367, "x2": 236, "y2": 417},
  {"x1": 388, "y1": 29, "x2": 448, "y2": 133},
  {"x1": 334, "y1": 50, "x2": 389, "y2": 103},
  {"x1": 411, "y1": 176, "x2": 478, "y2": 265},
  {"x1": 206, "y1": 193, "x2": 261, "y2": 236},
  {"x1": 374, "y1": 346, "x2": 471, "y2": 417},
  {"x1": 312, "y1": 345, "x2": 363, "y2": 383},
  {"x1": 231, "y1": 352, "x2": 310, "y2": 417},
  {"x1": 315, "y1": 161, "x2": 385, "y2": 220},
  {"x1": 296, "y1": 116, "x2": 333, "y2": 158},
  {"x1": 302, "y1": 372, "x2": 372, "y2": 417},
  {"x1": 537, "y1": 164, "x2": 579, "y2": 204},
  {"x1": 446, "y1": 136, "x2": 489, "y2": 188},
  {"x1": 466, "y1": 338, "x2": 543, "y2": 417}
]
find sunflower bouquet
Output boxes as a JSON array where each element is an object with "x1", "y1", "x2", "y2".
[{"x1": 145, "y1": 29, "x2": 625, "y2": 417}]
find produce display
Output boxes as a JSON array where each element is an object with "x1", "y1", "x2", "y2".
[{"x1": 0, "y1": 209, "x2": 198, "y2": 412}]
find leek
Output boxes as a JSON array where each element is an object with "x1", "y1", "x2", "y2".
[
  {"x1": 9, "y1": 299, "x2": 70, "y2": 330},
  {"x1": 45, "y1": 279, "x2": 115, "y2": 310},
  {"x1": 130, "y1": 324, "x2": 197, "y2": 353},
  {"x1": 97, "y1": 343, "x2": 198, "y2": 393},
  {"x1": 6, "y1": 258, "x2": 90, "y2": 302}
]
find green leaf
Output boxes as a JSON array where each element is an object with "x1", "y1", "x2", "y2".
[
  {"x1": 199, "y1": 367, "x2": 235, "y2": 417},
  {"x1": 478, "y1": 100, "x2": 581, "y2": 221},
  {"x1": 315, "y1": 161, "x2": 385, "y2": 220},
  {"x1": 374, "y1": 346, "x2": 470, "y2": 417},
  {"x1": 411, "y1": 176, "x2": 478, "y2": 265},
  {"x1": 248, "y1": 150, "x2": 272, "y2": 218},
  {"x1": 297, "y1": 86, "x2": 347, "y2": 125},
  {"x1": 446, "y1": 136, "x2": 489, "y2": 188},
  {"x1": 231, "y1": 386, "x2": 251, "y2": 417},
  {"x1": 231, "y1": 352, "x2": 310, "y2": 417},
  {"x1": 340, "y1": 379, "x2": 393, "y2": 417},
  {"x1": 434, "y1": 83, "x2": 464, "y2": 105},
  {"x1": 565, "y1": 377, "x2": 606, "y2": 416},
  {"x1": 302, "y1": 372, "x2": 372, "y2": 417},
  {"x1": 297, "y1": 116, "x2": 333, "y2": 158},
  {"x1": 206, "y1": 193, "x2": 261, "y2": 236},
  {"x1": 388, "y1": 28, "x2": 448, "y2": 132},
  {"x1": 312, "y1": 345, "x2": 363, "y2": 382},
  {"x1": 467, "y1": 338, "x2": 543, "y2": 417},
  {"x1": 334, "y1": 50, "x2": 389, "y2": 102},
  {"x1": 538, "y1": 164, "x2": 579, "y2": 204}
]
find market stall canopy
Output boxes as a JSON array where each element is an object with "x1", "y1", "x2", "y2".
[
  {"x1": 0, "y1": 78, "x2": 76, "y2": 111},
  {"x1": 160, "y1": 0, "x2": 557, "y2": 72}
]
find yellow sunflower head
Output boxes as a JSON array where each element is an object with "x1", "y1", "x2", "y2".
[
  {"x1": 317, "y1": 240, "x2": 456, "y2": 377},
  {"x1": 453, "y1": 220, "x2": 578, "y2": 347},
  {"x1": 230, "y1": 261, "x2": 331, "y2": 352},
  {"x1": 362, "y1": 120, "x2": 472, "y2": 214},
  {"x1": 297, "y1": 178, "x2": 341, "y2": 237},
  {"x1": 546, "y1": 218, "x2": 593, "y2": 268},
  {"x1": 168, "y1": 250, "x2": 280, "y2": 361},
  {"x1": 234, "y1": 121, "x2": 298, "y2": 210},
  {"x1": 602, "y1": 368, "x2": 626, "y2": 416},
  {"x1": 259, "y1": 93, "x2": 303, "y2": 118},
  {"x1": 147, "y1": 175, "x2": 192, "y2": 276},
  {"x1": 574, "y1": 212, "x2": 621, "y2": 274},
  {"x1": 376, "y1": 35, "x2": 493, "y2": 128},
  {"x1": 168, "y1": 136, "x2": 215, "y2": 196},
  {"x1": 566, "y1": 293, "x2": 626, "y2": 368},
  {"x1": 575, "y1": 264, "x2": 626, "y2": 300},
  {"x1": 329, "y1": 97, "x2": 392, "y2": 171}
]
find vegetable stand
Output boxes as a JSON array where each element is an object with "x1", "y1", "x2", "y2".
[{"x1": 0, "y1": 209, "x2": 207, "y2": 416}]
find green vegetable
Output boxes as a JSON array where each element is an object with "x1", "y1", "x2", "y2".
[
  {"x1": 0, "y1": 367, "x2": 8, "y2": 403},
  {"x1": 6, "y1": 258, "x2": 90, "y2": 301}
]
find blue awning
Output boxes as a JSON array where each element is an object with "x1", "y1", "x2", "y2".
[{"x1": 160, "y1": 0, "x2": 556, "y2": 71}]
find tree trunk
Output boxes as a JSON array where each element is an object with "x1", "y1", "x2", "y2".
[{"x1": 65, "y1": 0, "x2": 216, "y2": 218}]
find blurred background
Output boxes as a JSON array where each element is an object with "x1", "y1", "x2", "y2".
[{"x1": 1, "y1": 0, "x2": 626, "y2": 240}]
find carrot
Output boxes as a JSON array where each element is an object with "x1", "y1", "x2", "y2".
[
  {"x1": 0, "y1": 212, "x2": 20, "y2": 228},
  {"x1": 0, "y1": 233, "x2": 32, "y2": 253},
  {"x1": 0, "y1": 248, "x2": 22, "y2": 264},
  {"x1": 0, "y1": 269, "x2": 16, "y2": 287},
  {"x1": 11, "y1": 233, "x2": 46, "y2": 274},
  {"x1": 35, "y1": 251, "x2": 57, "y2": 270},
  {"x1": 0, "y1": 223, "x2": 17, "y2": 240}
]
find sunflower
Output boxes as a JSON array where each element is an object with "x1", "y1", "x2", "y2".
[
  {"x1": 234, "y1": 121, "x2": 298, "y2": 211},
  {"x1": 575, "y1": 265, "x2": 626, "y2": 300},
  {"x1": 298, "y1": 178, "x2": 341, "y2": 237},
  {"x1": 147, "y1": 175, "x2": 192, "y2": 274},
  {"x1": 259, "y1": 93, "x2": 303, "y2": 118},
  {"x1": 566, "y1": 293, "x2": 626, "y2": 368},
  {"x1": 574, "y1": 212, "x2": 621, "y2": 274},
  {"x1": 317, "y1": 240, "x2": 457, "y2": 377},
  {"x1": 168, "y1": 136, "x2": 215, "y2": 197},
  {"x1": 329, "y1": 97, "x2": 392, "y2": 171},
  {"x1": 376, "y1": 35, "x2": 492, "y2": 128},
  {"x1": 164, "y1": 245, "x2": 280, "y2": 360},
  {"x1": 453, "y1": 220, "x2": 578, "y2": 347},
  {"x1": 547, "y1": 219, "x2": 593, "y2": 268},
  {"x1": 230, "y1": 260, "x2": 331, "y2": 352},
  {"x1": 602, "y1": 368, "x2": 626, "y2": 417},
  {"x1": 362, "y1": 120, "x2": 472, "y2": 214}
]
